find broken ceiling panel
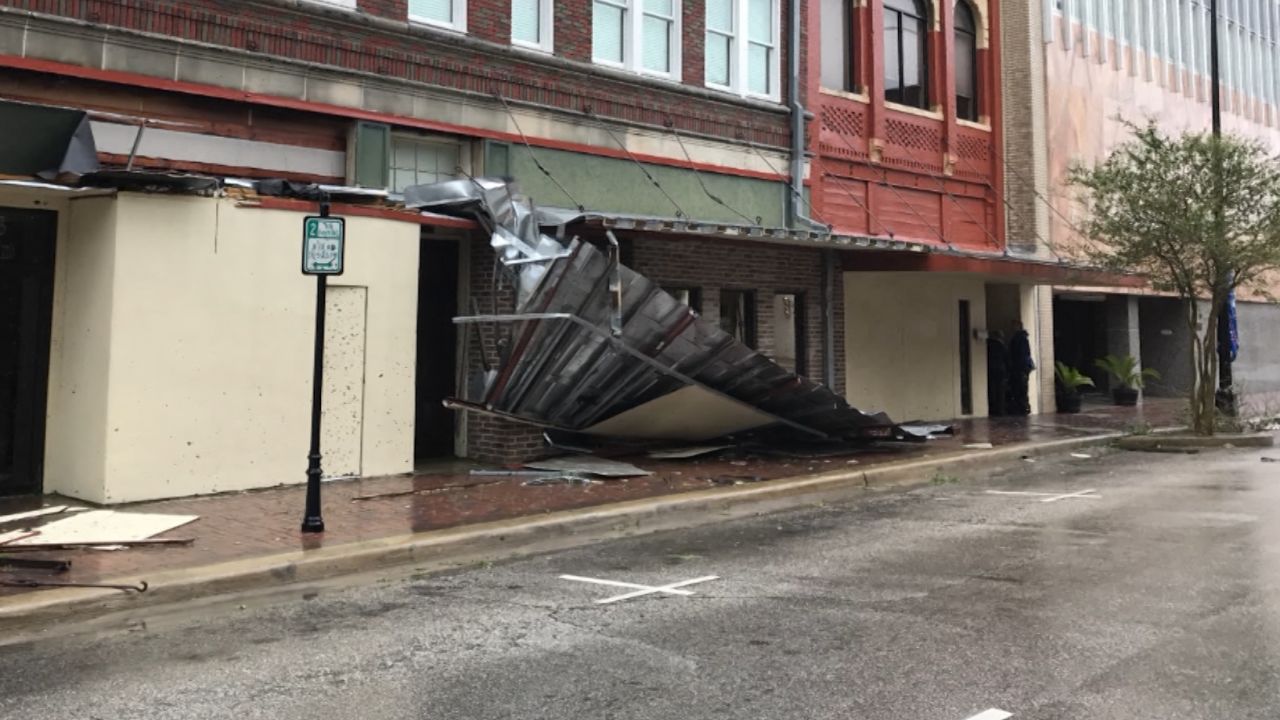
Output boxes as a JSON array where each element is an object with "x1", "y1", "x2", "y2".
[{"x1": 406, "y1": 178, "x2": 906, "y2": 444}]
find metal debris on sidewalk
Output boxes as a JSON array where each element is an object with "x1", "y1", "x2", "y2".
[
  {"x1": 0, "y1": 578, "x2": 148, "y2": 593},
  {"x1": 900, "y1": 423, "x2": 955, "y2": 439},
  {"x1": 524, "y1": 456, "x2": 652, "y2": 478},
  {"x1": 407, "y1": 178, "x2": 909, "y2": 446},
  {"x1": 646, "y1": 446, "x2": 733, "y2": 459}
]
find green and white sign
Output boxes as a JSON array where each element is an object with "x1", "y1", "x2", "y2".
[{"x1": 302, "y1": 216, "x2": 345, "y2": 275}]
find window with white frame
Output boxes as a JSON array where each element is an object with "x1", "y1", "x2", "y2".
[
  {"x1": 409, "y1": 0, "x2": 467, "y2": 31},
  {"x1": 306, "y1": 0, "x2": 356, "y2": 8},
  {"x1": 592, "y1": 0, "x2": 681, "y2": 78},
  {"x1": 704, "y1": 0, "x2": 780, "y2": 100},
  {"x1": 512, "y1": 0, "x2": 553, "y2": 50},
  {"x1": 389, "y1": 136, "x2": 465, "y2": 194}
]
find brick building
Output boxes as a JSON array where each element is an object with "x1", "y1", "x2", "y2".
[{"x1": 0, "y1": 0, "x2": 1116, "y2": 504}]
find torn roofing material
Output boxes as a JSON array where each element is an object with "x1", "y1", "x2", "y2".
[{"x1": 406, "y1": 177, "x2": 906, "y2": 443}]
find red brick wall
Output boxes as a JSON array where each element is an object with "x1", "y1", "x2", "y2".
[
  {"x1": 464, "y1": 237, "x2": 547, "y2": 463},
  {"x1": 1, "y1": 0, "x2": 791, "y2": 148},
  {"x1": 357, "y1": 0, "x2": 406, "y2": 20},
  {"x1": 626, "y1": 235, "x2": 846, "y2": 397}
]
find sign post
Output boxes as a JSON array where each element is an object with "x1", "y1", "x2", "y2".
[{"x1": 300, "y1": 204, "x2": 345, "y2": 534}]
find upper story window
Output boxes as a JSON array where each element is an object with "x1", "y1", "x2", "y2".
[
  {"x1": 954, "y1": 0, "x2": 978, "y2": 120},
  {"x1": 409, "y1": 0, "x2": 467, "y2": 32},
  {"x1": 884, "y1": 0, "x2": 931, "y2": 109},
  {"x1": 704, "y1": 0, "x2": 781, "y2": 101},
  {"x1": 820, "y1": 0, "x2": 859, "y2": 92},
  {"x1": 306, "y1": 0, "x2": 356, "y2": 8},
  {"x1": 593, "y1": 0, "x2": 682, "y2": 79},
  {"x1": 390, "y1": 136, "x2": 466, "y2": 193},
  {"x1": 512, "y1": 0, "x2": 553, "y2": 51}
]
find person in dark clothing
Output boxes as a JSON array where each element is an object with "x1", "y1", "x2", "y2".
[
  {"x1": 1008, "y1": 323, "x2": 1036, "y2": 416},
  {"x1": 986, "y1": 331, "x2": 1009, "y2": 417}
]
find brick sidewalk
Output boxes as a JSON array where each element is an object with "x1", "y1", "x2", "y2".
[{"x1": 0, "y1": 400, "x2": 1180, "y2": 595}]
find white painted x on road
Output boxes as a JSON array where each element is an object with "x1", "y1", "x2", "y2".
[
  {"x1": 559, "y1": 574, "x2": 720, "y2": 604},
  {"x1": 986, "y1": 489, "x2": 1102, "y2": 502},
  {"x1": 964, "y1": 709, "x2": 1013, "y2": 720}
]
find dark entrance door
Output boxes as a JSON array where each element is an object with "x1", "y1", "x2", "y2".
[
  {"x1": 414, "y1": 237, "x2": 459, "y2": 461},
  {"x1": 0, "y1": 208, "x2": 56, "y2": 496},
  {"x1": 1053, "y1": 297, "x2": 1108, "y2": 392}
]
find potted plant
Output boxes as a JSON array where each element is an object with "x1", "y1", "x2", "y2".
[
  {"x1": 1094, "y1": 354, "x2": 1160, "y2": 407},
  {"x1": 1055, "y1": 361, "x2": 1095, "y2": 414}
]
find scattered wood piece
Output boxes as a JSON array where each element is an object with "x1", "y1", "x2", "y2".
[
  {"x1": 351, "y1": 479, "x2": 504, "y2": 502},
  {"x1": 2, "y1": 511, "x2": 197, "y2": 548},
  {"x1": 0, "y1": 538, "x2": 194, "y2": 551},
  {"x1": 0, "y1": 505, "x2": 79, "y2": 526}
]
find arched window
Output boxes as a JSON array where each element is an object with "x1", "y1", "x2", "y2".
[
  {"x1": 954, "y1": 0, "x2": 979, "y2": 121},
  {"x1": 884, "y1": 0, "x2": 930, "y2": 109}
]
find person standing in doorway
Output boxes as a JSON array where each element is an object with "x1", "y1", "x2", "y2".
[
  {"x1": 986, "y1": 331, "x2": 1008, "y2": 417},
  {"x1": 1008, "y1": 323, "x2": 1036, "y2": 416}
]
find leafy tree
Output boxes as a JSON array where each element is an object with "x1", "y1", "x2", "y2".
[{"x1": 1069, "y1": 123, "x2": 1280, "y2": 434}]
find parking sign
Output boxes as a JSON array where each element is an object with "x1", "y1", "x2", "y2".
[{"x1": 302, "y1": 216, "x2": 345, "y2": 275}]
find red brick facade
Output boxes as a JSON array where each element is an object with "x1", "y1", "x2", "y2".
[
  {"x1": 0, "y1": 0, "x2": 792, "y2": 148},
  {"x1": 807, "y1": 0, "x2": 1005, "y2": 251}
]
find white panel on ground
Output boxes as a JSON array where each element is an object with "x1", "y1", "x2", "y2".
[
  {"x1": 5, "y1": 510, "x2": 197, "y2": 545},
  {"x1": 322, "y1": 286, "x2": 368, "y2": 479},
  {"x1": 582, "y1": 385, "x2": 776, "y2": 440}
]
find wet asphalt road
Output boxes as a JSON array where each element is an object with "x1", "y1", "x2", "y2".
[{"x1": 3, "y1": 445, "x2": 1280, "y2": 719}]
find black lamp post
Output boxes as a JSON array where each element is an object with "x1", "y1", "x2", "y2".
[
  {"x1": 1208, "y1": 0, "x2": 1236, "y2": 415},
  {"x1": 301, "y1": 202, "x2": 330, "y2": 534}
]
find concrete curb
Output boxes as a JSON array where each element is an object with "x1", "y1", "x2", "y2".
[
  {"x1": 1116, "y1": 432, "x2": 1275, "y2": 451},
  {"x1": 0, "y1": 432, "x2": 1122, "y2": 634}
]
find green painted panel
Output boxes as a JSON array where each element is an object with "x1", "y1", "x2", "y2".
[
  {"x1": 354, "y1": 122, "x2": 390, "y2": 188},
  {"x1": 484, "y1": 141, "x2": 789, "y2": 227}
]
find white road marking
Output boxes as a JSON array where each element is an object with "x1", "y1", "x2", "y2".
[
  {"x1": 985, "y1": 490, "x2": 1101, "y2": 501},
  {"x1": 560, "y1": 574, "x2": 720, "y2": 604},
  {"x1": 1040, "y1": 488, "x2": 1100, "y2": 503},
  {"x1": 964, "y1": 710, "x2": 1013, "y2": 720}
]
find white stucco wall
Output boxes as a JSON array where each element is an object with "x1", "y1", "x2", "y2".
[
  {"x1": 40, "y1": 193, "x2": 419, "y2": 503},
  {"x1": 844, "y1": 273, "x2": 990, "y2": 422}
]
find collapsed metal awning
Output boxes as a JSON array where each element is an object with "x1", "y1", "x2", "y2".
[
  {"x1": 0, "y1": 99, "x2": 100, "y2": 179},
  {"x1": 406, "y1": 178, "x2": 907, "y2": 444},
  {"x1": 534, "y1": 208, "x2": 933, "y2": 254}
]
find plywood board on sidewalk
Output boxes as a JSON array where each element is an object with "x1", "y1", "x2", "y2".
[{"x1": 5, "y1": 510, "x2": 198, "y2": 546}]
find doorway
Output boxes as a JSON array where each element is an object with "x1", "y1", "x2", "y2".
[
  {"x1": 0, "y1": 208, "x2": 56, "y2": 496},
  {"x1": 1053, "y1": 295, "x2": 1109, "y2": 391},
  {"x1": 415, "y1": 237, "x2": 460, "y2": 462},
  {"x1": 772, "y1": 292, "x2": 807, "y2": 375}
]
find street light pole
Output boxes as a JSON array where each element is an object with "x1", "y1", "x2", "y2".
[
  {"x1": 1209, "y1": 0, "x2": 1236, "y2": 414},
  {"x1": 301, "y1": 202, "x2": 329, "y2": 534}
]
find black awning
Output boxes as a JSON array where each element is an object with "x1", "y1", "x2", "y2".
[{"x1": 0, "y1": 99, "x2": 100, "y2": 179}]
